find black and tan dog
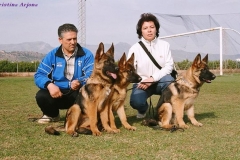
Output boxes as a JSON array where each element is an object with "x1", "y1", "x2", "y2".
[
  {"x1": 155, "y1": 54, "x2": 216, "y2": 130},
  {"x1": 100, "y1": 53, "x2": 142, "y2": 133},
  {"x1": 45, "y1": 42, "x2": 118, "y2": 137}
]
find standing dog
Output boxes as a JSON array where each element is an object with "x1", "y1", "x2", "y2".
[
  {"x1": 45, "y1": 42, "x2": 118, "y2": 137},
  {"x1": 101, "y1": 53, "x2": 142, "y2": 133},
  {"x1": 156, "y1": 54, "x2": 216, "y2": 130}
]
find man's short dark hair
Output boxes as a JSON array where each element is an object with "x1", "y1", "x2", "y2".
[
  {"x1": 58, "y1": 23, "x2": 78, "y2": 38},
  {"x1": 136, "y1": 13, "x2": 160, "y2": 39}
]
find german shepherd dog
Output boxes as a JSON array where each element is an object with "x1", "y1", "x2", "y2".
[
  {"x1": 45, "y1": 42, "x2": 118, "y2": 137},
  {"x1": 155, "y1": 54, "x2": 216, "y2": 130},
  {"x1": 100, "y1": 53, "x2": 142, "y2": 133}
]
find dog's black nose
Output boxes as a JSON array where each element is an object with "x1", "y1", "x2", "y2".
[{"x1": 138, "y1": 77, "x2": 142, "y2": 81}]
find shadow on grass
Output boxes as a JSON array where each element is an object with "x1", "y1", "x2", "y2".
[
  {"x1": 113, "y1": 115, "x2": 144, "y2": 128},
  {"x1": 114, "y1": 112, "x2": 218, "y2": 128},
  {"x1": 182, "y1": 112, "x2": 218, "y2": 123},
  {"x1": 193, "y1": 112, "x2": 218, "y2": 120},
  {"x1": 52, "y1": 111, "x2": 218, "y2": 131}
]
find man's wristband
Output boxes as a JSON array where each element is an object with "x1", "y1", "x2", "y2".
[{"x1": 44, "y1": 81, "x2": 51, "y2": 88}]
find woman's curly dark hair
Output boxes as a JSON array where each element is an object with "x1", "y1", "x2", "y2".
[{"x1": 136, "y1": 13, "x2": 160, "y2": 39}]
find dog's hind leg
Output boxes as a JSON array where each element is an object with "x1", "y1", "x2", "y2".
[
  {"x1": 186, "y1": 106, "x2": 203, "y2": 127},
  {"x1": 65, "y1": 104, "x2": 81, "y2": 137},
  {"x1": 77, "y1": 117, "x2": 92, "y2": 135},
  {"x1": 158, "y1": 103, "x2": 174, "y2": 129}
]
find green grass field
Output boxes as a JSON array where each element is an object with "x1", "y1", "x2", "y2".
[{"x1": 0, "y1": 74, "x2": 240, "y2": 160}]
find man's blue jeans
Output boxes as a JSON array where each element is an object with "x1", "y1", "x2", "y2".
[{"x1": 129, "y1": 74, "x2": 174, "y2": 114}]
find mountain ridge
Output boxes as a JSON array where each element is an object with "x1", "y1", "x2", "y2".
[{"x1": 0, "y1": 41, "x2": 239, "y2": 62}]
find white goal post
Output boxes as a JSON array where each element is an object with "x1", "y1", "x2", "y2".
[{"x1": 159, "y1": 27, "x2": 240, "y2": 76}]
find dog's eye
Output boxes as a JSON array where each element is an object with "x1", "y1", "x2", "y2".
[
  {"x1": 105, "y1": 60, "x2": 113, "y2": 64},
  {"x1": 201, "y1": 68, "x2": 207, "y2": 73},
  {"x1": 127, "y1": 70, "x2": 133, "y2": 73}
]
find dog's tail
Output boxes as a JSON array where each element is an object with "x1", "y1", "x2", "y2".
[{"x1": 45, "y1": 125, "x2": 64, "y2": 135}]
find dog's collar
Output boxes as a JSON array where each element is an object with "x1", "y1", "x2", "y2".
[
  {"x1": 177, "y1": 77, "x2": 192, "y2": 86},
  {"x1": 177, "y1": 77, "x2": 200, "y2": 94}
]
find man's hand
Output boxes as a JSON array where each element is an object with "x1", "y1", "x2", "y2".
[
  {"x1": 137, "y1": 77, "x2": 154, "y2": 90},
  {"x1": 47, "y1": 83, "x2": 63, "y2": 98},
  {"x1": 70, "y1": 80, "x2": 80, "y2": 90}
]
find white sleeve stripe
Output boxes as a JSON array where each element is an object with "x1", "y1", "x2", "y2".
[{"x1": 42, "y1": 62, "x2": 52, "y2": 70}]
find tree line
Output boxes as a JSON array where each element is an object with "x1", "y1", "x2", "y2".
[
  {"x1": 0, "y1": 60, "x2": 40, "y2": 72},
  {"x1": 0, "y1": 59, "x2": 240, "y2": 72}
]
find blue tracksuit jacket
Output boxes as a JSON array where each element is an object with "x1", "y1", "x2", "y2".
[{"x1": 34, "y1": 43, "x2": 94, "y2": 89}]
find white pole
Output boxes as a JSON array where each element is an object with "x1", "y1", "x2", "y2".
[
  {"x1": 219, "y1": 27, "x2": 223, "y2": 75},
  {"x1": 160, "y1": 27, "x2": 225, "y2": 75},
  {"x1": 160, "y1": 27, "x2": 221, "y2": 39}
]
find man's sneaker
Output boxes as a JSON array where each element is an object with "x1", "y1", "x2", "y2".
[
  {"x1": 136, "y1": 112, "x2": 146, "y2": 119},
  {"x1": 37, "y1": 115, "x2": 60, "y2": 124}
]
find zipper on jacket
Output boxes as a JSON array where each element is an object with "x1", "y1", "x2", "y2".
[{"x1": 69, "y1": 81, "x2": 71, "y2": 88}]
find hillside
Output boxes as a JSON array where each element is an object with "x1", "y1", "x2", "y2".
[
  {"x1": 0, "y1": 42, "x2": 131, "y2": 62},
  {"x1": 0, "y1": 41, "x2": 53, "y2": 54},
  {"x1": 0, "y1": 50, "x2": 45, "y2": 62},
  {"x1": 0, "y1": 41, "x2": 239, "y2": 62}
]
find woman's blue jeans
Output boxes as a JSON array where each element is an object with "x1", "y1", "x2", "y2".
[{"x1": 129, "y1": 74, "x2": 174, "y2": 114}]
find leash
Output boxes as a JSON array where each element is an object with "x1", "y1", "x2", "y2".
[
  {"x1": 62, "y1": 89, "x2": 74, "y2": 95},
  {"x1": 148, "y1": 96, "x2": 155, "y2": 119}
]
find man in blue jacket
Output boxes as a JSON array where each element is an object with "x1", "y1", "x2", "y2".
[{"x1": 34, "y1": 23, "x2": 94, "y2": 123}]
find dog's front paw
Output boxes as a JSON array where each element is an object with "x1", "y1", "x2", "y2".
[
  {"x1": 193, "y1": 122, "x2": 203, "y2": 127},
  {"x1": 112, "y1": 129, "x2": 120, "y2": 133},
  {"x1": 104, "y1": 128, "x2": 120, "y2": 134},
  {"x1": 125, "y1": 126, "x2": 136, "y2": 131},
  {"x1": 179, "y1": 124, "x2": 189, "y2": 129},
  {"x1": 92, "y1": 131, "x2": 102, "y2": 136}
]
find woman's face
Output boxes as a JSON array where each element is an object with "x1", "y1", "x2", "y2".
[{"x1": 141, "y1": 21, "x2": 156, "y2": 42}]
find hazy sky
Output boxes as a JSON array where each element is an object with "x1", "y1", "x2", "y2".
[{"x1": 0, "y1": 0, "x2": 239, "y2": 47}]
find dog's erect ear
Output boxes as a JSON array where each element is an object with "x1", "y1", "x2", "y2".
[
  {"x1": 192, "y1": 53, "x2": 201, "y2": 67},
  {"x1": 202, "y1": 54, "x2": 208, "y2": 63},
  {"x1": 118, "y1": 52, "x2": 126, "y2": 68},
  {"x1": 106, "y1": 43, "x2": 114, "y2": 58},
  {"x1": 95, "y1": 42, "x2": 104, "y2": 61},
  {"x1": 127, "y1": 53, "x2": 135, "y2": 65}
]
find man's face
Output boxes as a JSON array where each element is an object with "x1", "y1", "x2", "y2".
[{"x1": 59, "y1": 31, "x2": 77, "y2": 54}]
